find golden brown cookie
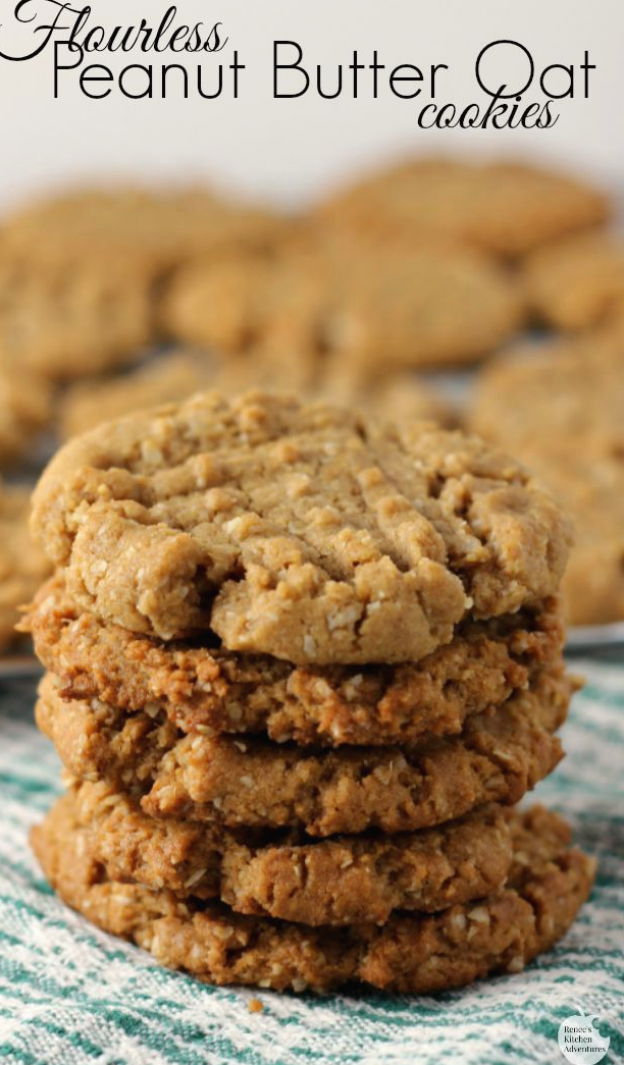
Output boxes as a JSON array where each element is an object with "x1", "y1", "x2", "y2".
[
  {"x1": 3, "y1": 187, "x2": 284, "y2": 283},
  {"x1": 163, "y1": 240, "x2": 523, "y2": 371},
  {"x1": 57, "y1": 353, "x2": 214, "y2": 440},
  {"x1": 524, "y1": 232, "x2": 624, "y2": 330},
  {"x1": 23, "y1": 577, "x2": 564, "y2": 746},
  {"x1": 0, "y1": 188, "x2": 285, "y2": 382},
  {"x1": 516, "y1": 443, "x2": 624, "y2": 627},
  {"x1": 0, "y1": 481, "x2": 51, "y2": 652},
  {"x1": 162, "y1": 249, "x2": 323, "y2": 360},
  {"x1": 31, "y1": 392, "x2": 572, "y2": 664},
  {"x1": 318, "y1": 240, "x2": 523, "y2": 371},
  {"x1": 320, "y1": 366, "x2": 455, "y2": 427},
  {"x1": 469, "y1": 336, "x2": 624, "y2": 453},
  {"x1": 0, "y1": 247, "x2": 154, "y2": 381},
  {"x1": 0, "y1": 362, "x2": 52, "y2": 465},
  {"x1": 58, "y1": 350, "x2": 454, "y2": 442},
  {"x1": 469, "y1": 337, "x2": 624, "y2": 624},
  {"x1": 36, "y1": 666, "x2": 570, "y2": 836},
  {"x1": 318, "y1": 158, "x2": 609, "y2": 260},
  {"x1": 31, "y1": 798, "x2": 596, "y2": 993},
  {"x1": 65, "y1": 782, "x2": 513, "y2": 925}
]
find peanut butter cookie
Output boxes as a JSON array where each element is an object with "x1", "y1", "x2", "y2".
[
  {"x1": 36, "y1": 666, "x2": 570, "y2": 836},
  {"x1": 318, "y1": 158, "x2": 608, "y2": 260},
  {"x1": 65, "y1": 782, "x2": 513, "y2": 925},
  {"x1": 0, "y1": 250, "x2": 152, "y2": 381},
  {"x1": 0, "y1": 362, "x2": 51, "y2": 465},
  {"x1": 0, "y1": 482, "x2": 51, "y2": 652},
  {"x1": 470, "y1": 337, "x2": 624, "y2": 624},
  {"x1": 4, "y1": 187, "x2": 284, "y2": 283},
  {"x1": 470, "y1": 335, "x2": 624, "y2": 453},
  {"x1": 515, "y1": 443, "x2": 624, "y2": 627},
  {"x1": 31, "y1": 798, "x2": 596, "y2": 993},
  {"x1": 23, "y1": 578, "x2": 564, "y2": 746},
  {"x1": 57, "y1": 353, "x2": 214, "y2": 441},
  {"x1": 31, "y1": 392, "x2": 572, "y2": 664},
  {"x1": 525, "y1": 233, "x2": 624, "y2": 330},
  {"x1": 163, "y1": 241, "x2": 523, "y2": 370},
  {"x1": 58, "y1": 351, "x2": 453, "y2": 441}
]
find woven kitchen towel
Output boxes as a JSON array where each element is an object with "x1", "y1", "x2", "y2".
[{"x1": 0, "y1": 662, "x2": 622, "y2": 1065}]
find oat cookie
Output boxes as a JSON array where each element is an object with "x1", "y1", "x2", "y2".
[
  {"x1": 0, "y1": 249, "x2": 153, "y2": 382},
  {"x1": 321, "y1": 367, "x2": 455, "y2": 427},
  {"x1": 197, "y1": 344, "x2": 456, "y2": 427},
  {"x1": 23, "y1": 578, "x2": 564, "y2": 746},
  {"x1": 0, "y1": 482, "x2": 51, "y2": 652},
  {"x1": 59, "y1": 350, "x2": 454, "y2": 442},
  {"x1": 317, "y1": 240, "x2": 523, "y2": 371},
  {"x1": 36, "y1": 666, "x2": 570, "y2": 836},
  {"x1": 4, "y1": 187, "x2": 284, "y2": 283},
  {"x1": 162, "y1": 249, "x2": 324, "y2": 359},
  {"x1": 31, "y1": 392, "x2": 572, "y2": 664},
  {"x1": 469, "y1": 336, "x2": 624, "y2": 454},
  {"x1": 469, "y1": 338, "x2": 624, "y2": 624},
  {"x1": 66, "y1": 782, "x2": 513, "y2": 925},
  {"x1": 31, "y1": 799, "x2": 596, "y2": 993},
  {"x1": 515, "y1": 443, "x2": 624, "y2": 627},
  {"x1": 0, "y1": 362, "x2": 51, "y2": 465},
  {"x1": 525, "y1": 233, "x2": 624, "y2": 330},
  {"x1": 163, "y1": 241, "x2": 523, "y2": 370},
  {"x1": 1, "y1": 189, "x2": 284, "y2": 380},
  {"x1": 58, "y1": 353, "x2": 214, "y2": 440},
  {"x1": 318, "y1": 158, "x2": 609, "y2": 260}
]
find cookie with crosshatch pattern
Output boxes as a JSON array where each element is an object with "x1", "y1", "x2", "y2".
[{"x1": 31, "y1": 391, "x2": 572, "y2": 665}]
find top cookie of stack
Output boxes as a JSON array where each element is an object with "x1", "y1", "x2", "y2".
[{"x1": 31, "y1": 390, "x2": 570, "y2": 665}]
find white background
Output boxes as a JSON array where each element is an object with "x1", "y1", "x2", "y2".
[{"x1": 0, "y1": 0, "x2": 622, "y2": 211}]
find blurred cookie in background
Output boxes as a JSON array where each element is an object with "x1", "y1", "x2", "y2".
[
  {"x1": 162, "y1": 247, "x2": 325, "y2": 359},
  {"x1": 163, "y1": 238, "x2": 523, "y2": 371},
  {"x1": 3, "y1": 187, "x2": 287, "y2": 285},
  {"x1": 0, "y1": 186, "x2": 287, "y2": 384},
  {"x1": 0, "y1": 250, "x2": 152, "y2": 382},
  {"x1": 57, "y1": 352, "x2": 214, "y2": 440},
  {"x1": 320, "y1": 240, "x2": 524, "y2": 371},
  {"x1": 0, "y1": 481, "x2": 51, "y2": 652},
  {"x1": 317, "y1": 364, "x2": 455, "y2": 428},
  {"x1": 317, "y1": 158, "x2": 609, "y2": 260},
  {"x1": 524, "y1": 233, "x2": 624, "y2": 331},
  {"x1": 469, "y1": 333, "x2": 624, "y2": 626},
  {"x1": 0, "y1": 363, "x2": 52, "y2": 467},
  {"x1": 58, "y1": 347, "x2": 453, "y2": 441},
  {"x1": 57, "y1": 349, "x2": 316, "y2": 441},
  {"x1": 517, "y1": 444, "x2": 624, "y2": 628},
  {"x1": 470, "y1": 332, "x2": 623, "y2": 452}
]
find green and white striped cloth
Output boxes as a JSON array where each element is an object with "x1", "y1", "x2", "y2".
[{"x1": 0, "y1": 658, "x2": 623, "y2": 1065}]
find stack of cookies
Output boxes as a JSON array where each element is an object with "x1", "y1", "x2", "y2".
[{"x1": 25, "y1": 392, "x2": 595, "y2": 995}]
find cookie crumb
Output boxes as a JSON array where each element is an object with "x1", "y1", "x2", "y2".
[{"x1": 248, "y1": 998, "x2": 264, "y2": 1014}]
